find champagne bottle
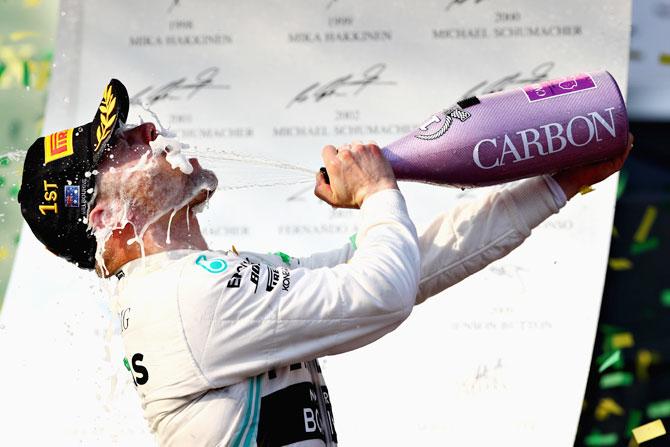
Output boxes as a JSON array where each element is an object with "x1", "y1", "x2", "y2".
[{"x1": 323, "y1": 71, "x2": 629, "y2": 187}]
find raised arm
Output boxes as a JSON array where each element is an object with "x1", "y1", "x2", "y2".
[
  {"x1": 178, "y1": 143, "x2": 421, "y2": 386},
  {"x1": 295, "y1": 134, "x2": 633, "y2": 305}
]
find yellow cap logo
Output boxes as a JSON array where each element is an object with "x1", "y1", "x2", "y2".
[
  {"x1": 44, "y1": 128, "x2": 74, "y2": 164},
  {"x1": 95, "y1": 84, "x2": 117, "y2": 151}
]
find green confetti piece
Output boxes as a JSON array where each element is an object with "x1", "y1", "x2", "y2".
[
  {"x1": 661, "y1": 290, "x2": 670, "y2": 307},
  {"x1": 0, "y1": 157, "x2": 9, "y2": 166},
  {"x1": 22, "y1": 60, "x2": 30, "y2": 87},
  {"x1": 584, "y1": 431, "x2": 619, "y2": 446},
  {"x1": 601, "y1": 324, "x2": 625, "y2": 335},
  {"x1": 13, "y1": 233, "x2": 20, "y2": 246},
  {"x1": 598, "y1": 349, "x2": 623, "y2": 373},
  {"x1": 123, "y1": 357, "x2": 130, "y2": 371},
  {"x1": 273, "y1": 251, "x2": 292, "y2": 266},
  {"x1": 631, "y1": 237, "x2": 660, "y2": 255},
  {"x1": 626, "y1": 409, "x2": 643, "y2": 436},
  {"x1": 600, "y1": 371, "x2": 634, "y2": 389},
  {"x1": 647, "y1": 400, "x2": 670, "y2": 419},
  {"x1": 617, "y1": 170, "x2": 628, "y2": 199},
  {"x1": 9, "y1": 185, "x2": 19, "y2": 198},
  {"x1": 0, "y1": 177, "x2": 5, "y2": 188},
  {"x1": 349, "y1": 233, "x2": 357, "y2": 250}
]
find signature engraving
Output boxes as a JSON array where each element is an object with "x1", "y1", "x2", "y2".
[
  {"x1": 286, "y1": 63, "x2": 396, "y2": 108},
  {"x1": 459, "y1": 61, "x2": 556, "y2": 100},
  {"x1": 445, "y1": 0, "x2": 485, "y2": 11},
  {"x1": 130, "y1": 67, "x2": 229, "y2": 106},
  {"x1": 167, "y1": 0, "x2": 181, "y2": 13}
]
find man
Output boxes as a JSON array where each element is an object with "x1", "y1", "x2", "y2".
[{"x1": 19, "y1": 79, "x2": 631, "y2": 446}]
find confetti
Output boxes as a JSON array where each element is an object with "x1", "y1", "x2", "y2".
[
  {"x1": 647, "y1": 400, "x2": 670, "y2": 419},
  {"x1": 0, "y1": 156, "x2": 9, "y2": 166},
  {"x1": 595, "y1": 398, "x2": 624, "y2": 421},
  {"x1": 626, "y1": 409, "x2": 643, "y2": 436},
  {"x1": 660, "y1": 54, "x2": 670, "y2": 65},
  {"x1": 598, "y1": 349, "x2": 622, "y2": 373},
  {"x1": 631, "y1": 238, "x2": 660, "y2": 255},
  {"x1": 22, "y1": 60, "x2": 30, "y2": 87},
  {"x1": 584, "y1": 431, "x2": 618, "y2": 446},
  {"x1": 123, "y1": 357, "x2": 130, "y2": 371},
  {"x1": 609, "y1": 258, "x2": 633, "y2": 270},
  {"x1": 0, "y1": 246, "x2": 8, "y2": 261},
  {"x1": 661, "y1": 290, "x2": 670, "y2": 307},
  {"x1": 633, "y1": 206, "x2": 658, "y2": 243},
  {"x1": 9, "y1": 185, "x2": 19, "y2": 198},
  {"x1": 580, "y1": 185, "x2": 595, "y2": 195},
  {"x1": 9, "y1": 31, "x2": 39, "y2": 42},
  {"x1": 611, "y1": 332, "x2": 634, "y2": 349},
  {"x1": 600, "y1": 371, "x2": 634, "y2": 389},
  {"x1": 631, "y1": 419, "x2": 666, "y2": 444},
  {"x1": 0, "y1": 176, "x2": 5, "y2": 188},
  {"x1": 636, "y1": 350, "x2": 658, "y2": 381},
  {"x1": 617, "y1": 170, "x2": 628, "y2": 199},
  {"x1": 0, "y1": 61, "x2": 5, "y2": 80}
]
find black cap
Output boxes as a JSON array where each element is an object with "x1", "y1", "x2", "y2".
[{"x1": 18, "y1": 79, "x2": 130, "y2": 270}]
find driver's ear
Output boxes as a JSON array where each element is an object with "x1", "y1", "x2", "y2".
[{"x1": 88, "y1": 204, "x2": 108, "y2": 230}]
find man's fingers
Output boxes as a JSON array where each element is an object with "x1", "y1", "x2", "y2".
[
  {"x1": 322, "y1": 145, "x2": 338, "y2": 163},
  {"x1": 314, "y1": 171, "x2": 334, "y2": 205}
]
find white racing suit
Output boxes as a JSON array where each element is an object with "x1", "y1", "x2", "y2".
[{"x1": 111, "y1": 177, "x2": 565, "y2": 447}]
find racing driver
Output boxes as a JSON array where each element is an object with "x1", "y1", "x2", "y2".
[{"x1": 18, "y1": 79, "x2": 632, "y2": 446}]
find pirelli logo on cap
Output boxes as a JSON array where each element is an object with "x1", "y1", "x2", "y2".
[{"x1": 44, "y1": 128, "x2": 74, "y2": 164}]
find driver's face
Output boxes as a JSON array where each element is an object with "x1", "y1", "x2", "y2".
[{"x1": 95, "y1": 122, "x2": 217, "y2": 222}]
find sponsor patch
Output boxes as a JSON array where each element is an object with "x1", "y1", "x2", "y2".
[
  {"x1": 195, "y1": 254, "x2": 228, "y2": 273},
  {"x1": 257, "y1": 382, "x2": 338, "y2": 446},
  {"x1": 64, "y1": 185, "x2": 80, "y2": 208},
  {"x1": 44, "y1": 128, "x2": 74, "y2": 164}
]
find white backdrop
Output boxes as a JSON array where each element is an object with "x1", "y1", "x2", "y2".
[
  {"x1": 628, "y1": 0, "x2": 670, "y2": 120},
  {"x1": 0, "y1": 1, "x2": 632, "y2": 445}
]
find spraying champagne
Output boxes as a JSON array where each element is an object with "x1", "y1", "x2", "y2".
[{"x1": 321, "y1": 71, "x2": 629, "y2": 187}]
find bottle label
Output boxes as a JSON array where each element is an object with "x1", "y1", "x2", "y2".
[{"x1": 523, "y1": 74, "x2": 597, "y2": 102}]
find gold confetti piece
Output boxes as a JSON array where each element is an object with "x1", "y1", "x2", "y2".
[
  {"x1": 661, "y1": 54, "x2": 670, "y2": 65},
  {"x1": 636, "y1": 350, "x2": 660, "y2": 381},
  {"x1": 231, "y1": 245, "x2": 239, "y2": 255},
  {"x1": 611, "y1": 332, "x2": 635, "y2": 349},
  {"x1": 0, "y1": 246, "x2": 9, "y2": 261},
  {"x1": 632, "y1": 419, "x2": 666, "y2": 444},
  {"x1": 23, "y1": 0, "x2": 42, "y2": 7},
  {"x1": 595, "y1": 398, "x2": 625, "y2": 421},
  {"x1": 633, "y1": 206, "x2": 658, "y2": 243},
  {"x1": 580, "y1": 185, "x2": 595, "y2": 195},
  {"x1": 9, "y1": 31, "x2": 39, "y2": 42},
  {"x1": 609, "y1": 258, "x2": 633, "y2": 270}
]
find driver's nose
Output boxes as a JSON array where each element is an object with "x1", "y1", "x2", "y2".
[{"x1": 120, "y1": 122, "x2": 158, "y2": 147}]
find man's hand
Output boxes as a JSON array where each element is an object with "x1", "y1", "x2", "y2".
[
  {"x1": 314, "y1": 141, "x2": 398, "y2": 208},
  {"x1": 553, "y1": 133, "x2": 634, "y2": 199}
]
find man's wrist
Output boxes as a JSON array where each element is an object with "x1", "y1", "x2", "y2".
[
  {"x1": 358, "y1": 181, "x2": 399, "y2": 207},
  {"x1": 551, "y1": 172, "x2": 580, "y2": 200}
]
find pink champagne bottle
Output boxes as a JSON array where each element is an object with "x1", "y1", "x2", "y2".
[{"x1": 323, "y1": 72, "x2": 629, "y2": 188}]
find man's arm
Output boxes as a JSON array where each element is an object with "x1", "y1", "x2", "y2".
[
  {"x1": 295, "y1": 176, "x2": 563, "y2": 303},
  {"x1": 295, "y1": 134, "x2": 633, "y2": 304},
  {"x1": 178, "y1": 144, "x2": 421, "y2": 387}
]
